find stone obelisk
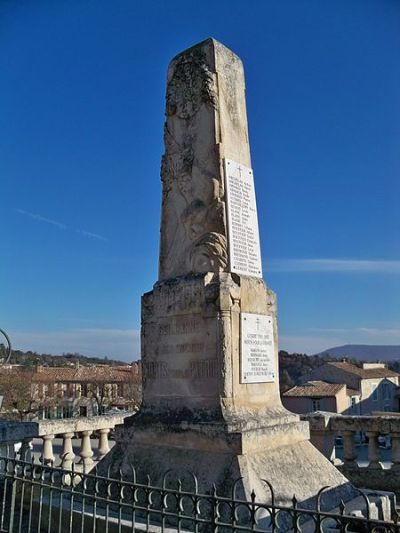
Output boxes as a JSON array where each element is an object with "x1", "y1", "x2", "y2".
[{"x1": 106, "y1": 38, "x2": 356, "y2": 507}]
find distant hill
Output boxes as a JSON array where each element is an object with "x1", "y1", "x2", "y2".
[
  {"x1": 316, "y1": 344, "x2": 400, "y2": 362},
  {"x1": 0, "y1": 344, "x2": 129, "y2": 367}
]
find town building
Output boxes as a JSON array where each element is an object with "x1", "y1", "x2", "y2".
[
  {"x1": 284, "y1": 361, "x2": 399, "y2": 415},
  {"x1": 282, "y1": 380, "x2": 361, "y2": 415},
  {"x1": 0, "y1": 363, "x2": 141, "y2": 420}
]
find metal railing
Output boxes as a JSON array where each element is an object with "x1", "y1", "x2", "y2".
[{"x1": 0, "y1": 455, "x2": 398, "y2": 532}]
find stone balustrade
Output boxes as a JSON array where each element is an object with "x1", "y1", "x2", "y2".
[
  {"x1": 302, "y1": 411, "x2": 400, "y2": 496},
  {"x1": 0, "y1": 412, "x2": 131, "y2": 472}
]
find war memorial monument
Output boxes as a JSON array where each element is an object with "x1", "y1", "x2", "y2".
[{"x1": 104, "y1": 38, "x2": 364, "y2": 509}]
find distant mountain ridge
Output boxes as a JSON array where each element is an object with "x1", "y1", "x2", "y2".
[{"x1": 316, "y1": 344, "x2": 400, "y2": 362}]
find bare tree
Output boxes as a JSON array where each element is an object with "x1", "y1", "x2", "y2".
[
  {"x1": 123, "y1": 377, "x2": 142, "y2": 411},
  {"x1": 85, "y1": 367, "x2": 142, "y2": 414},
  {"x1": 0, "y1": 369, "x2": 37, "y2": 421}
]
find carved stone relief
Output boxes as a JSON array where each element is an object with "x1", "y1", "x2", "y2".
[{"x1": 159, "y1": 42, "x2": 227, "y2": 279}]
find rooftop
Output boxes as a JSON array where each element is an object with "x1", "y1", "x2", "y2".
[
  {"x1": 328, "y1": 361, "x2": 399, "y2": 379},
  {"x1": 1, "y1": 364, "x2": 140, "y2": 383},
  {"x1": 283, "y1": 381, "x2": 345, "y2": 398}
]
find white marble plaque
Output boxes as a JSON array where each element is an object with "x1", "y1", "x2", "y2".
[
  {"x1": 240, "y1": 313, "x2": 276, "y2": 383},
  {"x1": 224, "y1": 159, "x2": 262, "y2": 277}
]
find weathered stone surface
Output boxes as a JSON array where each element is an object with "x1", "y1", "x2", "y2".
[
  {"x1": 0, "y1": 413, "x2": 128, "y2": 442},
  {"x1": 141, "y1": 273, "x2": 285, "y2": 418},
  {"x1": 103, "y1": 434, "x2": 355, "y2": 509},
  {"x1": 159, "y1": 38, "x2": 251, "y2": 280}
]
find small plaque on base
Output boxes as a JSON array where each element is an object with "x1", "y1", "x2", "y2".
[{"x1": 240, "y1": 313, "x2": 276, "y2": 383}]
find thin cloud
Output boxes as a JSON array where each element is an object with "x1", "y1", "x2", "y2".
[
  {"x1": 76, "y1": 229, "x2": 108, "y2": 242},
  {"x1": 267, "y1": 258, "x2": 400, "y2": 274},
  {"x1": 16, "y1": 208, "x2": 108, "y2": 242},
  {"x1": 17, "y1": 209, "x2": 67, "y2": 230},
  {"x1": 358, "y1": 327, "x2": 400, "y2": 337},
  {"x1": 308, "y1": 327, "x2": 400, "y2": 337}
]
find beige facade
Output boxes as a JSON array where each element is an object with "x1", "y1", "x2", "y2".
[
  {"x1": 0, "y1": 363, "x2": 141, "y2": 420},
  {"x1": 304, "y1": 362, "x2": 399, "y2": 415},
  {"x1": 282, "y1": 381, "x2": 361, "y2": 415}
]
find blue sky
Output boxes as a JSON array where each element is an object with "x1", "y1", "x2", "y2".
[{"x1": 1, "y1": 0, "x2": 399, "y2": 361}]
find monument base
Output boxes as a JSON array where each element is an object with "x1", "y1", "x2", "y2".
[{"x1": 100, "y1": 408, "x2": 358, "y2": 510}]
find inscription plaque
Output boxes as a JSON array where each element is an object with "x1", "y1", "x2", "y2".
[
  {"x1": 224, "y1": 158, "x2": 262, "y2": 277},
  {"x1": 240, "y1": 313, "x2": 275, "y2": 383}
]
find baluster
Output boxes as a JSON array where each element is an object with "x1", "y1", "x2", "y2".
[
  {"x1": 0, "y1": 442, "x2": 13, "y2": 459},
  {"x1": 61, "y1": 432, "x2": 76, "y2": 469},
  {"x1": 365, "y1": 431, "x2": 382, "y2": 469},
  {"x1": 79, "y1": 430, "x2": 94, "y2": 471},
  {"x1": 5, "y1": 441, "x2": 17, "y2": 458},
  {"x1": 97, "y1": 428, "x2": 110, "y2": 460},
  {"x1": 391, "y1": 432, "x2": 400, "y2": 470},
  {"x1": 41, "y1": 434, "x2": 55, "y2": 464},
  {"x1": 19, "y1": 438, "x2": 32, "y2": 462},
  {"x1": 342, "y1": 430, "x2": 357, "y2": 467}
]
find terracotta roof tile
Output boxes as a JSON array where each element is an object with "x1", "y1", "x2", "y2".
[
  {"x1": 283, "y1": 381, "x2": 345, "y2": 398},
  {"x1": 328, "y1": 362, "x2": 399, "y2": 379},
  {"x1": 346, "y1": 387, "x2": 361, "y2": 396},
  {"x1": 32, "y1": 365, "x2": 139, "y2": 383}
]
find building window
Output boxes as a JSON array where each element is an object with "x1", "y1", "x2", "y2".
[
  {"x1": 311, "y1": 399, "x2": 321, "y2": 412},
  {"x1": 383, "y1": 383, "x2": 391, "y2": 401},
  {"x1": 372, "y1": 384, "x2": 378, "y2": 401},
  {"x1": 351, "y1": 397, "x2": 357, "y2": 408}
]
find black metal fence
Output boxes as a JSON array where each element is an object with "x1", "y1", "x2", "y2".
[{"x1": 0, "y1": 455, "x2": 398, "y2": 532}]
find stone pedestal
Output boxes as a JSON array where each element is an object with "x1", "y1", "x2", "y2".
[{"x1": 104, "y1": 273, "x2": 356, "y2": 507}]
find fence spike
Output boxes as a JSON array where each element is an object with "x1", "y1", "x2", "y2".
[
  {"x1": 189, "y1": 471, "x2": 199, "y2": 494},
  {"x1": 339, "y1": 500, "x2": 345, "y2": 515},
  {"x1": 315, "y1": 485, "x2": 330, "y2": 512},
  {"x1": 354, "y1": 488, "x2": 371, "y2": 521},
  {"x1": 232, "y1": 477, "x2": 244, "y2": 499},
  {"x1": 129, "y1": 461, "x2": 137, "y2": 484},
  {"x1": 162, "y1": 469, "x2": 174, "y2": 489},
  {"x1": 261, "y1": 479, "x2": 275, "y2": 507}
]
